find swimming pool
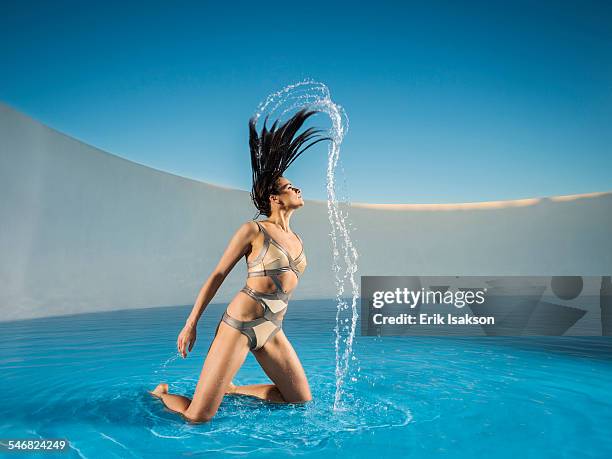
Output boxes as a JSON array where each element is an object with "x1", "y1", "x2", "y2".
[{"x1": 1, "y1": 300, "x2": 611, "y2": 458}]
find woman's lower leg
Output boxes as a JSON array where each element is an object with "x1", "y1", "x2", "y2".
[
  {"x1": 228, "y1": 383, "x2": 286, "y2": 403},
  {"x1": 150, "y1": 383, "x2": 191, "y2": 414},
  {"x1": 160, "y1": 393, "x2": 192, "y2": 414}
]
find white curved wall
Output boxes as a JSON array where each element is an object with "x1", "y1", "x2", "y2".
[{"x1": 1, "y1": 101, "x2": 611, "y2": 322}]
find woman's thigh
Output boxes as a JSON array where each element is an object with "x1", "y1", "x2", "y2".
[
  {"x1": 253, "y1": 330, "x2": 312, "y2": 403},
  {"x1": 185, "y1": 320, "x2": 250, "y2": 421}
]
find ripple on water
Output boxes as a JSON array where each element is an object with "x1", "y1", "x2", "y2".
[
  {"x1": 2, "y1": 306, "x2": 612, "y2": 458},
  {"x1": 134, "y1": 374, "x2": 413, "y2": 455}
]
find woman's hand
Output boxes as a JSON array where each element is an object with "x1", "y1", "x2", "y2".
[{"x1": 177, "y1": 322, "x2": 197, "y2": 358}]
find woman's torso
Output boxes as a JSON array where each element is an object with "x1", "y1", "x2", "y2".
[{"x1": 226, "y1": 221, "x2": 307, "y2": 321}]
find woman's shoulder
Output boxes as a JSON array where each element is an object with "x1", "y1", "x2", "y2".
[{"x1": 238, "y1": 220, "x2": 262, "y2": 237}]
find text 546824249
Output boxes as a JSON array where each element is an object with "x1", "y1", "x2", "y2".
[{"x1": 1, "y1": 439, "x2": 68, "y2": 452}]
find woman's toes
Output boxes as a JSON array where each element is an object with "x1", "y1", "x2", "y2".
[{"x1": 149, "y1": 383, "x2": 169, "y2": 398}]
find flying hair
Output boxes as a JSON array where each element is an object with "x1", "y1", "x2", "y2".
[{"x1": 248, "y1": 108, "x2": 331, "y2": 218}]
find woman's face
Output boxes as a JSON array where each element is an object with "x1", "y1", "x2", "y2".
[{"x1": 274, "y1": 177, "x2": 303, "y2": 210}]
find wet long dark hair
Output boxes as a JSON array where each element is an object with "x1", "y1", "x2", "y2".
[{"x1": 248, "y1": 108, "x2": 330, "y2": 218}]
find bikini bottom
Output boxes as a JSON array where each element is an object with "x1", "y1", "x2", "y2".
[{"x1": 219, "y1": 285, "x2": 288, "y2": 351}]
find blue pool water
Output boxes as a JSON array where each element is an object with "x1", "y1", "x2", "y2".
[{"x1": 1, "y1": 299, "x2": 611, "y2": 458}]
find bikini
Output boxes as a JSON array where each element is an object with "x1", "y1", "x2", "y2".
[{"x1": 220, "y1": 221, "x2": 307, "y2": 351}]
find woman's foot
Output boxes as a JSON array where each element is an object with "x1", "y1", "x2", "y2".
[
  {"x1": 226, "y1": 381, "x2": 237, "y2": 395},
  {"x1": 149, "y1": 383, "x2": 169, "y2": 399}
]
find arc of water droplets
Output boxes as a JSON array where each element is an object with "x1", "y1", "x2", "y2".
[{"x1": 252, "y1": 80, "x2": 359, "y2": 411}]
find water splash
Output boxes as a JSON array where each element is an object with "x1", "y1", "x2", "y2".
[
  {"x1": 153, "y1": 352, "x2": 181, "y2": 376},
  {"x1": 253, "y1": 80, "x2": 360, "y2": 411}
]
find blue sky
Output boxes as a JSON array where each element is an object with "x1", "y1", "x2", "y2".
[{"x1": 1, "y1": 0, "x2": 610, "y2": 204}]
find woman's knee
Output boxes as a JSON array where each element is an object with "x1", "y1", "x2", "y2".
[
  {"x1": 286, "y1": 395, "x2": 312, "y2": 404},
  {"x1": 183, "y1": 414, "x2": 214, "y2": 424},
  {"x1": 184, "y1": 400, "x2": 220, "y2": 423},
  {"x1": 283, "y1": 388, "x2": 312, "y2": 404},
  {"x1": 183, "y1": 407, "x2": 217, "y2": 424}
]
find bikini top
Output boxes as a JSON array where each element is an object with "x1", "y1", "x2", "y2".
[{"x1": 246, "y1": 221, "x2": 307, "y2": 279}]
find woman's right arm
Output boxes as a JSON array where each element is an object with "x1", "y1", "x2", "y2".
[{"x1": 177, "y1": 221, "x2": 259, "y2": 358}]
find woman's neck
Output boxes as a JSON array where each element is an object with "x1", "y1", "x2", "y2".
[{"x1": 266, "y1": 212, "x2": 292, "y2": 233}]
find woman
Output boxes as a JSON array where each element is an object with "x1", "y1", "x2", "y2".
[{"x1": 149, "y1": 108, "x2": 330, "y2": 423}]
